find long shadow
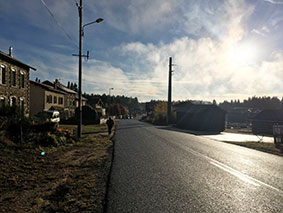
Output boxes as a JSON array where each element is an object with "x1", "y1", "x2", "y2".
[
  {"x1": 116, "y1": 124, "x2": 153, "y2": 131},
  {"x1": 157, "y1": 125, "x2": 221, "y2": 136},
  {"x1": 82, "y1": 131, "x2": 105, "y2": 135}
]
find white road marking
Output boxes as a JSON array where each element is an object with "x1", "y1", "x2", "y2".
[
  {"x1": 210, "y1": 161, "x2": 259, "y2": 187},
  {"x1": 182, "y1": 145, "x2": 283, "y2": 195}
]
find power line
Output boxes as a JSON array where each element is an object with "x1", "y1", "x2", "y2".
[
  {"x1": 73, "y1": 0, "x2": 79, "y2": 7},
  {"x1": 39, "y1": 0, "x2": 79, "y2": 49}
]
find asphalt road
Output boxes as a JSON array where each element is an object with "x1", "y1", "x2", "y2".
[{"x1": 106, "y1": 120, "x2": 283, "y2": 213}]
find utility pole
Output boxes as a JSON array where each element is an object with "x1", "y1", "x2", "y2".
[
  {"x1": 78, "y1": 0, "x2": 83, "y2": 138},
  {"x1": 73, "y1": 0, "x2": 103, "y2": 138},
  {"x1": 167, "y1": 57, "x2": 172, "y2": 125}
]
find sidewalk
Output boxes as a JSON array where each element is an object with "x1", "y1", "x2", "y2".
[{"x1": 204, "y1": 132, "x2": 274, "y2": 143}]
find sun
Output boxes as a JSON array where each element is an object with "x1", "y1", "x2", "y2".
[{"x1": 227, "y1": 41, "x2": 258, "y2": 67}]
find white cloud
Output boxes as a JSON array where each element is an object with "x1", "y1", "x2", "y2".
[
  {"x1": 86, "y1": 0, "x2": 179, "y2": 35},
  {"x1": 119, "y1": 35, "x2": 283, "y2": 101},
  {"x1": 264, "y1": 0, "x2": 283, "y2": 4}
]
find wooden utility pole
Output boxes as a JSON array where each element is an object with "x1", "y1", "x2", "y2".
[
  {"x1": 167, "y1": 57, "x2": 172, "y2": 125},
  {"x1": 77, "y1": 0, "x2": 83, "y2": 138},
  {"x1": 74, "y1": 0, "x2": 103, "y2": 138}
]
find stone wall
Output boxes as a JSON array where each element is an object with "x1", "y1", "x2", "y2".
[{"x1": 0, "y1": 59, "x2": 30, "y2": 116}]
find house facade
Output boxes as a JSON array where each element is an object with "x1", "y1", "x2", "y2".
[
  {"x1": 252, "y1": 109, "x2": 283, "y2": 135},
  {"x1": 0, "y1": 49, "x2": 36, "y2": 116},
  {"x1": 30, "y1": 80, "x2": 66, "y2": 116},
  {"x1": 42, "y1": 80, "x2": 87, "y2": 119}
]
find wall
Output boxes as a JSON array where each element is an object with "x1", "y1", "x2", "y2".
[
  {"x1": 0, "y1": 59, "x2": 30, "y2": 116},
  {"x1": 30, "y1": 82, "x2": 44, "y2": 116},
  {"x1": 44, "y1": 90, "x2": 65, "y2": 111}
]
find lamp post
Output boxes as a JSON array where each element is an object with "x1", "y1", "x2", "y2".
[
  {"x1": 77, "y1": 0, "x2": 103, "y2": 138},
  {"x1": 109, "y1": 87, "x2": 114, "y2": 96}
]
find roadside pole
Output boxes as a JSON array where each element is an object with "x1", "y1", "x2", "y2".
[{"x1": 167, "y1": 57, "x2": 172, "y2": 125}]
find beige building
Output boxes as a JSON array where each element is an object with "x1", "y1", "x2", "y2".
[
  {"x1": 30, "y1": 80, "x2": 66, "y2": 116},
  {"x1": 42, "y1": 80, "x2": 87, "y2": 118},
  {"x1": 0, "y1": 48, "x2": 36, "y2": 116}
]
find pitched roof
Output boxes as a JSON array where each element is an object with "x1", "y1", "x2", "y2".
[
  {"x1": 253, "y1": 109, "x2": 283, "y2": 121},
  {"x1": 176, "y1": 104, "x2": 225, "y2": 114},
  {"x1": 0, "y1": 51, "x2": 36, "y2": 71},
  {"x1": 30, "y1": 80, "x2": 67, "y2": 95},
  {"x1": 42, "y1": 80, "x2": 87, "y2": 101}
]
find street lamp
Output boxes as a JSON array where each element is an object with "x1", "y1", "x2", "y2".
[
  {"x1": 82, "y1": 18, "x2": 104, "y2": 36},
  {"x1": 77, "y1": 0, "x2": 103, "y2": 138},
  {"x1": 109, "y1": 88, "x2": 114, "y2": 96}
]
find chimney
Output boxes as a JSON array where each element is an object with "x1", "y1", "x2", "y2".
[
  {"x1": 9, "y1": 46, "x2": 13, "y2": 57},
  {"x1": 55, "y1": 79, "x2": 59, "y2": 89}
]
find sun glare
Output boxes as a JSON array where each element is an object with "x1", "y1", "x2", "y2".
[{"x1": 227, "y1": 42, "x2": 258, "y2": 67}]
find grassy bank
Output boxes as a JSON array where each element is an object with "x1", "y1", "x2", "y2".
[
  {"x1": 0, "y1": 124, "x2": 113, "y2": 212},
  {"x1": 223, "y1": 141, "x2": 283, "y2": 157}
]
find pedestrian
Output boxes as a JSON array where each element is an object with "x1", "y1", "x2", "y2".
[{"x1": 106, "y1": 117, "x2": 114, "y2": 135}]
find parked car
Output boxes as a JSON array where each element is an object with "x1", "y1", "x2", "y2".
[
  {"x1": 35, "y1": 110, "x2": 60, "y2": 124},
  {"x1": 44, "y1": 110, "x2": 60, "y2": 123}
]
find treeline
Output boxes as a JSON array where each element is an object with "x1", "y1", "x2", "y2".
[
  {"x1": 83, "y1": 93, "x2": 143, "y2": 114},
  {"x1": 219, "y1": 96, "x2": 283, "y2": 111}
]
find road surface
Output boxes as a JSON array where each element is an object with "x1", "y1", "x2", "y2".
[{"x1": 106, "y1": 120, "x2": 283, "y2": 212}]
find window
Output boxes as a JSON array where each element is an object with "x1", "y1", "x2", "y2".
[
  {"x1": 59, "y1": 97, "x2": 63, "y2": 105},
  {"x1": 0, "y1": 97, "x2": 5, "y2": 108},
  {"x1": 11, "y1": 69, "x2": 16, "y2": 87},
  {"x1": 20, "y1": 71, "x2": 24, "y2": 88},
  {"x1": 20, "y1": 98, "x2": 24, "y2": 113},
  {"x1": 10, "y1": 97, "x2": 16, "y2": 107},
  {"x1": 46, "y1": 95, "x2": 52, "y2": 104},
  {"x1": 0, "y1": 65, "x2": 6, "y2": 84},
  {"x1": 54, "y1": 96, "x2": 57, "y2": 104}
]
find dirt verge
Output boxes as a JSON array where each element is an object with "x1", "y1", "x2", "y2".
[{"x1": 0, "y1": 124, "x2": 113, "y2": 212}]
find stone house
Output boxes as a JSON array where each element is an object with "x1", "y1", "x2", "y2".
[
  {"x1": 0, "y1": 48, "x2": 36, "y2": 116},
  {"x1": 30, "y1": 80, "x2": 66, "y2": 117}
]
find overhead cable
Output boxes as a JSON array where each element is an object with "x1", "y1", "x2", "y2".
[{"x1": 39, "y1": 0, "x2": 79, "y2": 49}]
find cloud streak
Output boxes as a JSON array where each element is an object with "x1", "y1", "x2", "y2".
[{"x1": 264, "y1": 0, "x2": 283, "y2": 4}]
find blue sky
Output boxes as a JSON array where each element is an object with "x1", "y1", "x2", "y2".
[{"x1": 1, "y1": 0, "x2": 283, "y2": 102}]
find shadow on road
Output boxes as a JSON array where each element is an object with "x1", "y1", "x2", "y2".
[
  {"x1": 82, "y1": 131, "x2": 105, "y2": 135},
  {"x1": 116, "y1": 124, "x2": 152, "y2": 131},
  {"x1": 157, "y1": 126, "x2": 221, "y2": 136}
]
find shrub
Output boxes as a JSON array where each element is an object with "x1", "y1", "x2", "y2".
[
  {"x1": 31, "y1": 122, "x2": 57, "y2": 133},
  {"x1": 146, "y1": 102, "x2": 176, "y2": 125},
  {"x1": 0, "y1": 105, "x2": 32, "y2": 143},
  {"x1": 75, "y1": 105, "x2": 99, "y2": 125}
]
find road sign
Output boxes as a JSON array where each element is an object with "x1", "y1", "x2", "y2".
[{"x1": 273, "y1": 124, "x2": 283, "y2": 145}]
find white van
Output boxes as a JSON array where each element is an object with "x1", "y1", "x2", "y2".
[{"x1": 43, "y1": 110, "x2": 60, "y2": 123}]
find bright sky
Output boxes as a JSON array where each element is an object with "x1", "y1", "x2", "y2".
[{"x1": 1, "y1": 0, "x2": 283, "y2": 102}]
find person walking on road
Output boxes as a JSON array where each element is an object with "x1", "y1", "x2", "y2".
[{"x1": 106, "y1": 117, "x2": 114, "y2": 135}]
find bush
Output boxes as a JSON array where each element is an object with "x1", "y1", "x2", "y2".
[
  {"x1": 75, "y1": 105, "x2": 99, "y2": 125},
  {"x1": 0, "y1": 105, "x2": 32, "y2": 143},
  {"x1": 0, "y1": 105, "x2": 75, "y2": 146},
  {"x1": 146, "y1": 102, "x2": 176, "y2": 125},
  {"x1": 150, "y1": 102, "x2": 168, "y2": 125},
  {"x1": 31, "y1": 122, "x2": 57, "y2": 133},
  {"x1": 6, "y1": 116, "x2": 32, "y2": 141}
]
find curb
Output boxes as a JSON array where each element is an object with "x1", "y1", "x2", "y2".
[{"x1": 103, "y1": 122, "x2": 117, "y2": 213}]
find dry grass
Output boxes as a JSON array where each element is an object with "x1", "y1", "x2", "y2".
[
  {"x1": 224, "y1": 141, "x2": 283, "y2": 157},
  {"x1": 0, "y1": 124, "x2": 113, "y2": 212}
]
